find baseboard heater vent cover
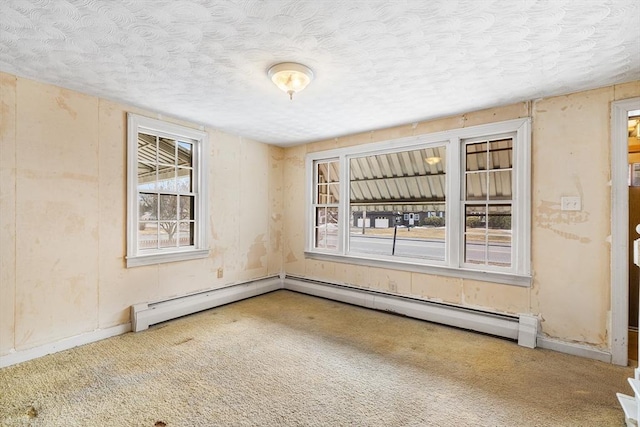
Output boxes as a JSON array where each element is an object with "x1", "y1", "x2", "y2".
[
  {"x1": 283, "y1": 275, "x2": 538, "y2": 348},
  {"x1": 131, "y1": 276, "x2": 282, "y2": 332}
]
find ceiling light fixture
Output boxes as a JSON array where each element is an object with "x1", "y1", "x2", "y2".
[
  {"x1": 268, "y1": 62, "x2": 314, "y2": 100},
  {"x1": 425, "y1": 156, "x2": 441, "y2": 165}
]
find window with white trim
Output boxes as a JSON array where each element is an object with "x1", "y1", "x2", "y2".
[
  {"x1": 126, "y1": 114, "x2": 209, "y2": 267},
  {"x1": 305, "y1": 118, "x2": 531, "y2": 286},
  {"x1": 312, "y1": 159, "x2": 340, "y2": 251},
  {"x1": 463, "y1": 135, "x2": 514, "y2": 269}
]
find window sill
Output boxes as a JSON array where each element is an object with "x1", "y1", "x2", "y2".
[
  {"x1": 127, "y1": 249, "x2": 210, "y2": 268},
  {"x1": 304, "y1": 251, "x2": 532, "y2": 287}
]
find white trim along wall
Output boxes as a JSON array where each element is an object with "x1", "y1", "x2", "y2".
[{"x1": 611, "y1": 97, "x2": 640, "y2": 366}]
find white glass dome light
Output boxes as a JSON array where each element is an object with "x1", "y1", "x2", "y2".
[{"x1": 268, "y1": 62, "x2": 314, "y2": 100}]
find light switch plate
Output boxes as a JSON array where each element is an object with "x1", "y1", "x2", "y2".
[{"x1": 561, "y1": 196, "x2": 581, "y2": 211}]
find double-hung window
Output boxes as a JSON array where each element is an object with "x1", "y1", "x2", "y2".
[
  {"x1": 305, "y1": 118, "x2": 531, "y2": 285},
  {"x1": 312, "y1": 159, "x2": 340, "y2": 251},
  {"x1": 126, "y1": 114, "x2": 209, "y2": 267}
]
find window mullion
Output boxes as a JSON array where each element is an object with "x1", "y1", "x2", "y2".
[
  {"x1": 514, "y1": 119, "x2": 531, "y2": 275},
  {"x1": 339, "y1": 155, "x2": 349, "y2": 255},
  {"x1": 448, "y1": 137, "x2": 461, "y2": 268},
  {"x1": 484, "y1": 144, "x2": 490, "y2": 267}
]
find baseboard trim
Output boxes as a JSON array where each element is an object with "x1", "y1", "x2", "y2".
[
  {"x1": 131, "y1": 276, "x2": 283, "y2": 332},
  {"x1": 283, "y1": 275, "x2": 526, "y2": 342},
  {"x1": 0, "y1": 323, "x2": 132, "y2": 369},
  {"x1": 536, "y1": 335, "x2": 612, "y2": 363}
]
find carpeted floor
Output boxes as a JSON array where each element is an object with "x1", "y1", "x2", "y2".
[{"x1": 0, "y1": 290, "x2": 632, "y2": 426}]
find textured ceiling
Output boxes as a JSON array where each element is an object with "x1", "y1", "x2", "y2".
[{"x1": 1, "y1": 0, "x2": 639, "y2": 146}]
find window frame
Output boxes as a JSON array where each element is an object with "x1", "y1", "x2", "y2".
[
  {"x1": 311, "y1": 158, "x2": 341, "y2": 253},
  {"x1": 126, "y1": 113, "x2": 210, "y2": 267},
  {"x1": 304, "y1": 118, "x2": 531, "y2": 286},
  {"x1": 461, "y1": 132, "x2": 517, "y2": 272}
]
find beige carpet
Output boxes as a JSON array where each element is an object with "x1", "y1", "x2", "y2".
[{"x1": 0, "y1": 290, "x2": 632, "y2": 426}]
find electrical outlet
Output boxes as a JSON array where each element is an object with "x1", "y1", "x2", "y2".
[
  {"x1": 561, "y1": 196, "x2": 581, "y2": 211},
  {"x1": 217, "y1": 268, "x2": 223, "y2": 278}
]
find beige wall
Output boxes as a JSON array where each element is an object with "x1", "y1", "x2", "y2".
[
  {"x1": 1, "y1": 70, "x2": 639, "y2": 357},
  {"x1": 283, "y1": 81, "x2": 640, "y2": 349},
  {"x1": 0, "y1": 73, "x2": 284, "y2": 355}
]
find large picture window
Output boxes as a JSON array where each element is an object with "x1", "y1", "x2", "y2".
[
  {"x1": 305, "y1": 118, "x2": 531, "y2": 286},
  {"x1": 126, "y1": 114, "x2": 209, "y2": 267},
  {"x1": 349, "y1": 146, "x2": 447, "y2": 262}
]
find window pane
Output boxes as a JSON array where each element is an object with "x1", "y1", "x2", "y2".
[
  {"x1": 328, "y1": 161, "x2": 339, "y2": 182},
  {"x1": 177, "y1": 141, "x2": 193, "y2": 167},
  {"x1": 316, "y1": 207, "x2": 327, "y2": 225},
  {"x1": 178, "y1": 221, "x2": 194, "y2": 246},
  {"x1": 327, "y1": 183, "x2": 340, "y2": 203},
  {"x1": 317, "y1": 162, "x2": 328, "y2": 183},
  {"x1": 315, "y1": 227, "x2": 327, "y2": 249},
  {"x1": 138, "y1": 221, "x2": 158, "y2": 250},
  {"x1": 138, "y1": 162, "x2": 158, "y2": 190},
  {"x1": 157, "y1": 166, "x2": 176, "y2": 191},
  {"x1": 488, "y1": 138, "x2": 513, "y2": 170},
  {"x1": 158, "y1": 137, "x2": 176, "y2": 165},
  {"x1": 488, "y1": 205, "x2": 512, "y2": 231},
  {"x1": 465, "y1": 205, "x2": 486, "y2": 235},
  {"x1": 159, "y1": 194, "x2": 177, "y2": 220},
  {"x1": 465, "y1": 172, "x2": 487, "y2": 201},
  {"x1": 488, "y1": 233, "x2": 511, "y2": 267},
  {"x1": 465, "y1": 204, "x2": 487, "y2": 264},
  {"x1": 347, "y1": 146, "x2": 447, "y2": 261},
  {"x1": 348, "y1": 204, "x2": 446, "y2": 261},
  {"x1": 139, "y1": 193, "x2": 158, "y2": 220},
  {"x1": 325, "y1": 226, "x2": 338, "y2": 250},
  {"x1": 488, "y1": 170, "x2": 512, "y2": 200},
  {"x1": 159, "y1": 222, "x2": 177, "y2": 247},
  {"x1": 326, "y1": 207, "x2": 338, "y2": 224},
  {"x1": 317, "y1": 184, "x2": 329, "y2": 204},
  {"x1": 466, "y1": 142, "x2": 487, "y2": 171},
  {"x1": 138, "y1": 133, "x2": 156, "y2": 163},
  {"x1": 488, "y1": 205, "x2": 512, "y2": 267},
  {"x1": 179, "y1": 195, "x2": 194, "y2": 220},
  {"x1": 177, "y1": 167, "x2": 192, "y2": 192},
  {"x1": 465, "y1": 238, "x2": 487, "y2": 265}
]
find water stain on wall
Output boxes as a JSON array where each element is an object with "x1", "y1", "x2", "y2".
[
  {"x1": 210, "y1": 221, "x2": 219, "y2": 240},
  {"x1": 284, "y1": 154, "x2": 304, "y2": 168},
  {"x1": 271, "y1": 230, "x2": 282, "y2": 252},
  {"x1": 286, "y1": 250, "x2": 297, "y2": 263},
  {"x1": 246, "y1": 234, "x2": 267, "y2": 270},
  {"x1": 55, "y1": 96, "x2": 77, "y2": 119},
  {"x1": 534, "y1": 200, "x2": 591, "y2": 243}
]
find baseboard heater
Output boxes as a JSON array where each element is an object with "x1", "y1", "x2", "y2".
[
  {"x1": 130, "y1": 274, "x2": 538, "y2": 348},
  {"x1": 283, "y1": 275, "x2": 538, "y2": 348},
  {"x1": 131, "y1": 276, "x2": 282, "y2": 332}
]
